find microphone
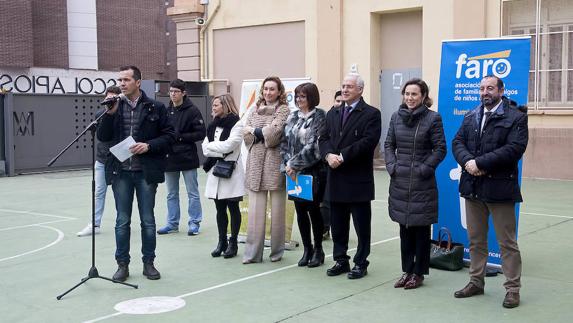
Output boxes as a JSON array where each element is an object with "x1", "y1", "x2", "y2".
[{"x1": 100, "y1": 93, "x2": 125, "y2": 106}]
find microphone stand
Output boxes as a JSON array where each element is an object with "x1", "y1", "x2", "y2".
[{"x1": 49, "y1": 106, "x2": 138, "y2": 300}]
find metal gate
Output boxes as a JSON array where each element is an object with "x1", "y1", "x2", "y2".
[
  {"x1": 379, "y1": 68, "x2": 422, "y2": 149},
  {"x1": 4, "y1": 93, "x2": 102, "y2": 175},
  {"x1": 2, "y1": 82, "x2": 212, "y2": 176}
]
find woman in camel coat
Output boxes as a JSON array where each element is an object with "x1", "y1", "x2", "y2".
[{"x1": 242, "y1": 76, "x2": 290, "y2": 263}]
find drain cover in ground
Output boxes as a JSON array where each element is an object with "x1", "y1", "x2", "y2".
[{"x1": 114, "y1": 296, "x2": 186, "y2": 314}]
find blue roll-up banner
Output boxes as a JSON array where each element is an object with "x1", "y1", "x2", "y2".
[{"x1": 435, "y1": 37, "x2": 531, "y2": 267}]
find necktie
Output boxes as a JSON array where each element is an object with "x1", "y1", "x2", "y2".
[
  {"x1": 481, "y1": 111, "x2": 492, "y2": 132},
  {"x1": 342, "y1": 106, "x2": 351, "y2": 127}
]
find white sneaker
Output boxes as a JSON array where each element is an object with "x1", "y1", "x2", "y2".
[{"x1": 77, "y1": 223, "x2": 101, "y2": 237}]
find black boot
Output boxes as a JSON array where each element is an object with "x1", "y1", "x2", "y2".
[
  {"x1": 112, "y1": 263, "x2": 129, "y2": 282},
  {"x1": 211, "y1": 239, "x2": 228, "y2": 257},
  {"x1": 298, "y1": 245, "x2": 313, "y2": 267},
  {"x1": 223, "y1": 237, "x2": 238, "y2": 259},
  {"x1": 143, "y1": 262, "x2": 161, "y2": 280},
  {"x1": 308, "y1": 245, "x2": 325, "y2": 268}
]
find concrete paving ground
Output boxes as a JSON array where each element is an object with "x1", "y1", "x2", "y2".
[{"x1": 0, "y1": 170, "x2": 571, "y2": 322}]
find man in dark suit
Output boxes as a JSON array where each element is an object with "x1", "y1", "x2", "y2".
[
  {"x1": 452, "y1": 75, "x2": 528, "y2": 308},
  {"x1": 319, "y1": 73, "x2": 381, "y2": 279}
]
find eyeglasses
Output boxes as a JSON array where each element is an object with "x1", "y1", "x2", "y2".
[{"x1": 169, "y1": 89, "x2": 182, "y2": 94}]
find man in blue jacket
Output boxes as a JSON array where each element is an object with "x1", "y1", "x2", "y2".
[
  {"x1": 97, "y1": 65, "x2": 175, "y2": 282},
  {"x1": 452, "y1": 75, "x2": 528, "y2": 308}
]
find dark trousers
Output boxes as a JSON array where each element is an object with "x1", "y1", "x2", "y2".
[
  {"x1": 330, "y1": 201, "x2": 371, "y2": 266},
  {"x1": 320, "y1": 201, "x2": 331, "y2": 233},
  {"x1": 399, "y1": 224, "x2": 431, "y2": 276},
  {"x1": 294, "y1": 200, "x2": 323, "y2": 249},
  {"x1": 214, "y1": 199, "x2": 241, "y2": 241}
]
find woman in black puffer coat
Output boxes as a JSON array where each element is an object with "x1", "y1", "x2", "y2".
[{"x1": 384, "y1": 78, "x2": 446, "y2": 290}]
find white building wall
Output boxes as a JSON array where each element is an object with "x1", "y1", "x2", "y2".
[{"x1": 67, "y1": 0, "x2": 98, "y2": 70}]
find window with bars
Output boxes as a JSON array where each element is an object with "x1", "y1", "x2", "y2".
[{"x1": 503, "y1": 0, "x2": 573, "y2": 109}]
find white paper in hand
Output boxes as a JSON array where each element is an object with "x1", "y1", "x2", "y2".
[{"x1": 110, "y1": 136, "x2": 136, "y2": 162}]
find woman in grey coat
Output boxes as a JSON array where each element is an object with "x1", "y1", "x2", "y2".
[{"x1": 384, "y1": 78, "x2": 446, "y2": 289}]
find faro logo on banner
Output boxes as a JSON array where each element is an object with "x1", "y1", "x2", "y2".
[{"x1": 455, "y1": 50, "x2": 512, "y2": 79}]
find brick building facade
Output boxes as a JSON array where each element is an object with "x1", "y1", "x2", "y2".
[{"x1": 0, "y1": 0, "x2": 176, "y2": 81}]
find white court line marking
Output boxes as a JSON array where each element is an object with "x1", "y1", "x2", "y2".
[
  {"x1": 84, "y1": 236, "x2": 400, "y2": 323},
  {"x1": 0, "y1": 208, "x2": 76, "y2": 220},
  {"x1": 521, "y1": 212, "x2": 572, "y2": 219},
  {"x1": 178, "y1": 236, "x2": 399, "y2": 298},
  {"x1": 0, "y1": 219, "x2": 73, "y2": 232},
  {"x1": 0, "y1": 225, "x2": 65, "y2": 262}
]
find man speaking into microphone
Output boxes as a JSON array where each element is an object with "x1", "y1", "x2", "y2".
[
  {"x1": 97, "y1": 65, "x2": 175, "y2": 282},
  {"x1": 99, "y1": 92, "x2": 124, "y2": 106}
]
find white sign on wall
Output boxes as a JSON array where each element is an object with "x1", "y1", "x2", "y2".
[{"x1": 0, "y1": 67, "x2": 117, "y2": 95}]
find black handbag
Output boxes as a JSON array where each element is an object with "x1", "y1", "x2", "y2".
[
  {"x1": 212, "y1": 159, "x2": 235, "y2": 178},
  {"x1": 212, "y1": 151, "x2": 240, "y2": 179},
  {"x1": 429, "y1": 227, "x2": 465, "y2": 271}
]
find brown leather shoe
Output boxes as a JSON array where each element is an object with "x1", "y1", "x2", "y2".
[
  {"x1": 454, "y1": 282, "x2": 484, "y2": 298},
  {"x1": 404, "y1": 274, "x2": 424, "y2": 289},
  {"x1": 394, "y1": 273, "x2": 411, "y2": 288},
  {"x1": 503, "y1": 292, "x2": 520, "y2": 308}
]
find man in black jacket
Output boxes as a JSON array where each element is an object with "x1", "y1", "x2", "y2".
[
  {"x1": 452, "y1": 75, "x2": 528, "y2": 308},
  {"x1": 97, "y1": 66, "x2": 175, "y2": 282},
  {"x1": 319, "y1": 73, "x2": 381, "y2": 279},
  {"x1": 157, "y1": 79, "x2": 206, "y2": 236}
]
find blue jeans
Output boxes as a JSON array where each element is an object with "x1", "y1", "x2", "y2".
[
  {"x1": 165, "y1": 169, "x2": 202, "y2": 229},
  {"x1": 112, "y1": 171, "x2": 158, "y2": 264},
  {"x1": 94, "y1": 161, "x2": 108, "y2": 227}
]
